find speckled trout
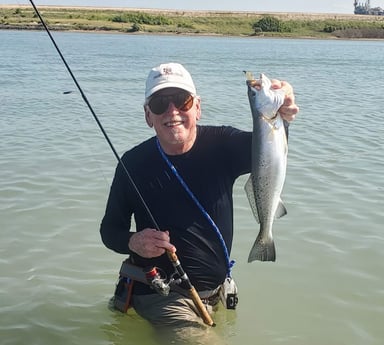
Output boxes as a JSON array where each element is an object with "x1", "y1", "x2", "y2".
[{"x1": 244, "y1": 72, "x2": 288, "y2": 262}]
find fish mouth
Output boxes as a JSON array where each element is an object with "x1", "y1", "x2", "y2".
[
  {"x1": 244, "y1": 71, "x2": 261, "y2": 89},
  {"x1": 246, "y1": 72, "x2": 285, "y2": 118},
  {"x1": 247, "y1": 79, "x2": 261, "y2": 88}
]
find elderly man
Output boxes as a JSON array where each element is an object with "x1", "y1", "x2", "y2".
[{"x1": 100, "y1": 62, "x2": 299, "y2": 328}]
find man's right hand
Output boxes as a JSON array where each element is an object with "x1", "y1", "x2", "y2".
[{"x1": 128, "y1": 228, "x2": 176, "y2": 258}]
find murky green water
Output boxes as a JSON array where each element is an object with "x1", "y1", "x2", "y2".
[{"x1": 1, "y1": 31, "x2": 383, "y2": 345}]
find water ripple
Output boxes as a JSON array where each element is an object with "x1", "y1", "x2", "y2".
[{"x1": 1, "y1": 32, "x2": 384, "y2": 345}]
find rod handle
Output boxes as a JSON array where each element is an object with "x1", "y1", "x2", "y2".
[
  {"x1": 189, "y1": 286, "x2": 216, "y2": 327},
  {"x1": 167, "y1": 250, "x2": 215, "y2": 326}
]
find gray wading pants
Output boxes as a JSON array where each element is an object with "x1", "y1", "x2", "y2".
[
  {"x1": 131, "y1": 290, "x2": 235, "y2": 345},
  {"x1": 132, "y1": 291, "x2": 219, "y2": 328}
]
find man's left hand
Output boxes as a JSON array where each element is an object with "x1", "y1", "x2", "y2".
[{"x1": 271, "y1": 79, "x2": 300, "y2": 122}]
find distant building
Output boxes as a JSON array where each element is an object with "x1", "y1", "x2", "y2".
[{"x1": 354, "y1": 0, "x2": 384, "y2": 15}]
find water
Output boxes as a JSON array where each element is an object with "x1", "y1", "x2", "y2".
[{"x1": 1, "y1": 30, "x2": 383, "y2": 345}]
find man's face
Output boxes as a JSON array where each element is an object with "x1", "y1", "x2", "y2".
[{"x1": 145, "y1": 87, "x2": 201, "y2": 154}]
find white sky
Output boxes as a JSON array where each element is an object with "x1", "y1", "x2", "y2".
[{"x1": 1, "y1": 0, "x2": 383, "y2": 14}]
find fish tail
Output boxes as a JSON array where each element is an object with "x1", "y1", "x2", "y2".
[{"x1": 247, "y1": 236, "x2": 276, "y2": 262}]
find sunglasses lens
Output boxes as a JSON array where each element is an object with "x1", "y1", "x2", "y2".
[
  {"x1": 148, "y1": 97, "x2": 168, "y2": 115},
  {"x1": 148, "y1": 92, "x2": 193, "y2": 115},
  {"x1": 178, "y1": 93, "x2": 194, "y2": 111}
]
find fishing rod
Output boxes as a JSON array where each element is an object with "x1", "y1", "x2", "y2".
[
  {"x1": 29, "y1": 0, "x2": 214, "y2": 327},
  {"x1": 28, "y1": 0, "x2": 158, "y2": 230}
]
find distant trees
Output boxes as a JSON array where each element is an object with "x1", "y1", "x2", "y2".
[
  {"x1": 110, "y1": 12, "x2": 173, "y2": 32},
  {"x1": 252, "y1": 15, "x2": 283, "y2": 33},
  {"x1": 110, "y1": 12, "x2": 172, "y2": 25},
  {"x1": 251, "y1": 15, "x2": 295, "y2": 35},
  {"x1": 251, "y1": 14, "x2": 384, "y2": 39}
]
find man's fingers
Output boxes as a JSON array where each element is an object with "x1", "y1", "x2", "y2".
[
  {"x1": 270, "y1": 79, "x2": 282, "y2": 89},
  {"x1": 129, "y1": 228, "x2": 176, "y2": 258}
]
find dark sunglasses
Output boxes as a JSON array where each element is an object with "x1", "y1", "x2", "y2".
[{"x1": 147, "y1": 91, "x2": 194, "y2": 115}]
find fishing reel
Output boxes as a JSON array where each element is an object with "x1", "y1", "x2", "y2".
[{"x1": 144, "y1": 267, "x2": 172, "y2": 296}]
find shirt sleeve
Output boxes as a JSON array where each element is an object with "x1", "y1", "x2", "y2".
[{"x1": 99, "y1": 160, "x2": 135, "y2": 254}]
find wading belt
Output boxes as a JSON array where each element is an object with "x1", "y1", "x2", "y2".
[{"x1": 156, "y1": 138, "x2": 235, "y2": 278}]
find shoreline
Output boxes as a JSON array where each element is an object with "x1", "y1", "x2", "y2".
[
  {"x1": 2, "y1": 26, "x2": 382, "y2": 42},
  {"x1": 0, "y1": 4, "x2": 369, "y2": 19},
  {"x1": 1, "y1": 5, "x2": 383, "y2": 39}
]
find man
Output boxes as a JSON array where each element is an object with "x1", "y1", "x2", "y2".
[{"x1": 100, "y1": 62, "x2": 299, "y2": 328}]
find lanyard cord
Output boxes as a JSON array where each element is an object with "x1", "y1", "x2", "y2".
[{"x1": 156, "y1": 138, "x2": 234, "y2": 278}]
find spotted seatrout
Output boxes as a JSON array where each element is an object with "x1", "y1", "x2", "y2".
[{"x1": 245, "y1": 72, "x2": 288, "y2": 262}]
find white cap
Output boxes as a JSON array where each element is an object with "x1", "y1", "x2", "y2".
[{"x1": 145, "y1": 62, "x2": 196, "y2": 99}]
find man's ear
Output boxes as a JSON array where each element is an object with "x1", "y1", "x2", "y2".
[
  {"x1": 195, "y1": 96, "x2": 202, "y2": 121},
  {"x1": 144, "y1": 106, "x2": 153, "y2": 127}
]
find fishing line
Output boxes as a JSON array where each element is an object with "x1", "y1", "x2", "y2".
[
  {"x1": 29, "y1": 2, "x2": 215, "y2": 326},
  {"x1": 28, "y1": 0, "x2": 160, "y2": 231}
]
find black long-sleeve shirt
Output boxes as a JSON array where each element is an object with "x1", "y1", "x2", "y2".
[{"x1": 100, "y1": 125, "x2": 252, "y2": 294}]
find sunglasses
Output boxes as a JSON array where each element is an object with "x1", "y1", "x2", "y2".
[{"x1": 147, "y1": 91, "x2": 194, "y2": 115}]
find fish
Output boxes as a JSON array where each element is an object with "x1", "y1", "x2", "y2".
[{"x1": 244, "y1": 72, "x2": 288, "y2": 262}]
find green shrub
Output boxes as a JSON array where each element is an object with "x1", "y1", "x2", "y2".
[
  {"x1": 110, "y1": 12, "x2": 172, "y2": 25},
  {"x1": 253, "y1": 15, "x2": 282, "y2": 32},
  {"x1": 177, "y1": 22, "x2": 195, "y2": 29},
  {"x1": 129, "y1": 23, "x2": 141, "y2": 32}
]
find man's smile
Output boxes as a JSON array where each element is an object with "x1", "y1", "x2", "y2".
[{"x1": 164, "y1": 119, "x2": 184, "y2": 127}]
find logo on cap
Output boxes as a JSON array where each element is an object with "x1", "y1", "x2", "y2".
[{"x1": 162, "y1": 67, "x2": 173, "y2": 75}]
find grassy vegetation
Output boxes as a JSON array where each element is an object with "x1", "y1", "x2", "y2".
[{"x1": 1, "y1": 5, "x2": 384, "y2": 38}]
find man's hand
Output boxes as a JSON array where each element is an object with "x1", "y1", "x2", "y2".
[
  {"x1": 271, "y1": 79, "x2": 300, "y2": 122},
  {"x1": 128, "y1": 228, "x2": 176, "y2": 258}
]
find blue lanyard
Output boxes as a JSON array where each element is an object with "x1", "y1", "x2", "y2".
[{"x1": 156, "y1": 138, "x2": 235, "y2": 278}]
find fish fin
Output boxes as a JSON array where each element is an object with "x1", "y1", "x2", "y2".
[
  {"x1": 244, "y1": 176, "x2": 260, "y2": 223},
  {"x1": 275, "y1": 198, "x2": 287, "y2": 219},
  {"x1": 248, "y1": 235, "x2": 276, "y2": 262}
]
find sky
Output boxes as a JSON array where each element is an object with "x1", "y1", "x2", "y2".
[{"x1": 0, "y1": 0, "x2": 383, "y2": 14}]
